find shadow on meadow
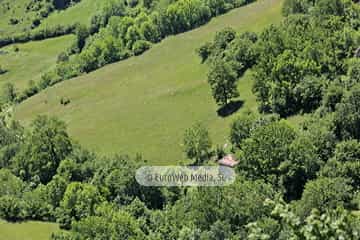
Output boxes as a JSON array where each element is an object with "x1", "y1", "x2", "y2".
[{"x1": 217, "y1": 100, "x2": 244, "y2": 118}]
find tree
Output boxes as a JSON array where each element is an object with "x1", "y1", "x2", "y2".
[
  {"x1": 282, "y1": 135, "x2": 322, "y2": 200},
  {"x1": 0, "y1": 195, "x2": 24, "y2": 221},
  {"x1": 0, "y1": 65, "x2": 7, "y2": 74},
  {"x1": 0, "y1": 169, "x2": 24, "y2": 197},
  {"x1": 132, "y1": 40, "x2": 151, "y2": 56},
  {"x1": 247, "y1": 201, "x2": 360, "y2": 240},
  {"x1": 346, "y1": 58, "x2": 360, "y2": 89},
  {"x1": 13, "y1": 116, "x2": 72, "y2": 183},
  {"x1": 320, "y1": 140, "x2": 360, "y2": 189},
  {"x1": 183, "y1": 123, "x2": 212, "y2": 164},
  {"x1": 57, "y1": 182, "x2": 104, "y2": 229},
  {"x1": 239, "y1": 121, "x2": 297, "y2": 186},
  {"x1": 282, "y1": 0, "x2": 311, "y2": 16},
  {"x1": 229, "y1": 114, "x2": 255, "y2": 149},
  {"x1": 196, "y1": 41, "x2": 214, "y2": 63},
  {"x1": 297, "y1": 177, "x2": 353, "y2": 218},
  {"x1": 213, "y1": 27, "x2": 236, "y2": 50},
  {"x1": 333, "y1": 84, "x2": 360, "y2": 140},
  {"x1": 294, "y1": 75, "x2": 324, "y2": 113},
  {"x1": 322, "y1": 82, "x2": 344, "y2": 111},
  {"x1": 208, "y1": 60, "x2": 239, "y2": 106},
  {"x1": 1, "y1": 83, "x2": 16, "y2": 104},
  {"x1": 75, "y1": 24, "x2": 89, "y2": 51}
]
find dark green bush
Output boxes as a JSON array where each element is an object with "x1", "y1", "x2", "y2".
[{"x1": 132, "y1": 40, "x2": 151, "y2": 55}]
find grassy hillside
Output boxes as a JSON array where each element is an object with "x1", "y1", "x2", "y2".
[
  {"x1": 0, "y1": 0, "x2": 98, "y2": 38},
  {"x1": 15, "y1": 0, "x2": 284, "y2": 164},
  {"x1": 0, "y1": 35, "x2": 75, "y2": 90},
  {"x1": 0, "y1": 0, "x2": 35, "y2": 36},
  {"x1": 0, "y1": 220, "x2": 60, "y2": 240},
  {"x1": 38, "y1": 0, "x2": 103, "y2": 29}
]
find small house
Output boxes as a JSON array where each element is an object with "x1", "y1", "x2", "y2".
[{"x1": 218, "y1": 154, "x2": 239, "y2": 168}]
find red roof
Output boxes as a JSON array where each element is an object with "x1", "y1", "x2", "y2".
[{"x1": 218, "y1": 154, "x2": 239, "y2": 168}]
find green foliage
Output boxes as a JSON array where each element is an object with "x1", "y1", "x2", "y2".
[
  {"x1": 302, "y1": 116, "x2": 337, "y2": 161},
  {"x1": 238, "y1": 121, "x2": 297, "y2": 185},
  {"x1": 74, "y1": 24, "x2": 89, "y2": 51},
  {"x1": 0, "y1": 65, "x2": 7, "y2": 74},
  {"x1": 196, "y1": 41, "x2": 214, "y2": 63},
  {"x1": 132, "y1": 40, "x2": 152, "y2": 55},
  {"x1": 346, "y1": 58, "x2": 360, "y2": 89},
  {"x1": 0, "y1": 195, "x2": 24, "y2": 222},
  {"x1": 248, "y1": 201, "x2": 360, "y2": 240},
  {"x1": 1, "y1": 83, "x2": 16, "y2": 104},
  {"x1": 207, "y1": 59, "x2": 239, "y2": 106},
  {"x1": 320, "y1": 140, "x2": 360, "y2": 190},
  {"x1": 13, "y1": 115, "x2": 72, "y2": 183},
  {"x1": 0, "y1": 169, "x2": 25, "y2": 197},
  {"x1": 293, "y1": 75, "x2": 325, "y2": 113},
  {"x1": 229, "y1": 113, "x2": 255, "y2": 149},
  {"x1": 253, "y1": 5, "x2": 359, "y2": 116},
  {"x1": 297, "y1": 177, "x2": 353, "y2": 218},
  {"x1": 183, "y1": 123, "x2": 212, "y2": 164},
  {"x1": 322, "y1": 82, "x2": 344, "y2": 111},
  {"x1": 333, "y1": 84, "x2": 360, "y2": 140},
  {"x1": 282, "y1": 0, "x2": 312, "y2": 16},
  {"x1": 57, "y1": 182, "x2": 104, "y2": 229}
]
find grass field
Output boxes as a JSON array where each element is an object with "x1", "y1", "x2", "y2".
[
  {"x1": 38, "y1": 0, "x2": 103, "y2": 30},
  {"x1": 15, "y1": 0, "x2": 284, "y2": 164},
  {"x1": 0, "y1": 35, "x2": 75, "y2": 90},
  {"x1": 0, "y1": 0, "x2": 99, "y2": 38},
  {"x1": 0, "y1": 220, "x2": 59, "y2": 240},
  {"x1": 0, "y1": 0, "x2": 34, "y2": 36}
]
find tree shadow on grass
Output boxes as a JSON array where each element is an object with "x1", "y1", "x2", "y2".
[{"x1": 217, "y1": 100, "x2": 244, "y2": 118}]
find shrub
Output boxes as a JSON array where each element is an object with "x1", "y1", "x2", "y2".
[
  {"x1": 60, "y1": 97, "x2": 71, "y2": 106},
  {"x1": 322, "y1": 82, "x2": 344, "y2": 111},
  {"x1": 9, "y1": 18, "x2": 19, "y2": 25},
  {"x1": 132, "y1": 40, "x2": 151, "y2": 55},
  {"x1": 1, "y1": 83, "x2": 16, "y2": 104},
  {"x1": 196, "y1": 42, "x2": 214, "y2": 63},
  {"x1": 0, "y1": 195, "x2": 24, "y2": 222},
  {"x1": 0, "y1": 65, "x2": 7, "y2": 74}
]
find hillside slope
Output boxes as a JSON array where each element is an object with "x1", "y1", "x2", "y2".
[
  {"x1": 0, "y1": 35, "x2": 75, "y2": 90},
  {"x1": 0, "y1": 220, "x2": 60, "y2": 240},
  {"x1": 15, "y1": 0, "x2": 284, "y2": 164},
  {"x1": 0, "y1": 0, "x2": 91, "y2": 37}
]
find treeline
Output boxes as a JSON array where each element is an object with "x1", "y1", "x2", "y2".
[
  {"x1": 11, "y1": 0, "x2": 257, "y2": 104},
  {"x1": 199, "y1": 0, "x2": 360, "y2": 117},
  {"x1": 1, "y1": 109, "x2": 360, "y2": 238},
  {"x1": 0, "y1": 25, "x2": 75, "y2": 48}
]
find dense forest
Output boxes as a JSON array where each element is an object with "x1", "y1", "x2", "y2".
[{"x1": 1, "y1": 0, "x2": 360, "y2": 239}]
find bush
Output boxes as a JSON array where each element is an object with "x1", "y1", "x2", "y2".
[
  {"x1": 297, "y1": 177, "x2": 353, "y2": 218},
  {"x1": 132, "y1": 40, "x2": 151, "y2": 55},
  {"x1": 346, "y1": 58, "x2": 360, "y2": 89},
  {"x1": 0, "y1": 195, "x2": 24, "y2": 221},
  {"x1": 294, "y1": 75, "x2": 325, "y2": 113},
  {"x1": 1, "y1": 83, "x2": 16, "y2": 104},
  {"x1": 60, "y1": 97, "x2": 71, "y2": 106},
  {"x1": 230, "y1": 114, "x2": 255, "y2": 149},
  {"x1": 0, "y1": 65, "x2": 7, "y2": 74},
  {"x1": 322, "y1": 82, "x2": 344, "y2": 111},
  {"x1": 196, "y1": 42, "x2": 213, "y2": 63}
]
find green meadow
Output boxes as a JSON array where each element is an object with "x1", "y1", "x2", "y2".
[
  {"x1": 0, "y1": 220, "x2": 60, "y2": 240},
  {"x1": 0, "y1": 0, "x2": 35, "y2": 36},
  {"x1": 0, "y1": 35, "x2": 75, "y2": 90},
  {"x1": 15, "y1": 0, "x2": 284, "y2": 164},
  {"x1": 38, "y1": 0, "x2": 103, "y2": 29}
]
